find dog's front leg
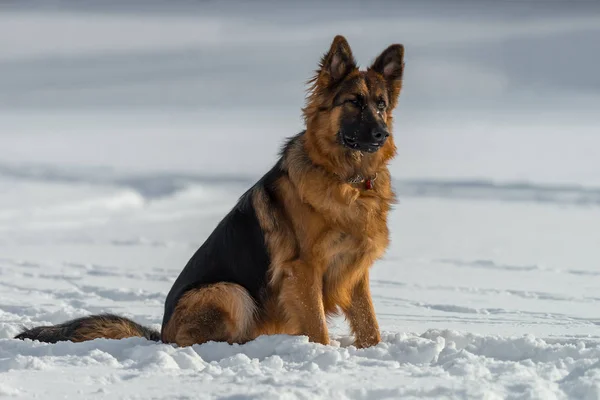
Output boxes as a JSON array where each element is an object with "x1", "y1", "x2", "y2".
[
  {"x1": 343, "y1": 271, "x2": 381, "y2": 348},
  {"x1": 279, "y1": 260, "x2": 329, "y2": 345}
]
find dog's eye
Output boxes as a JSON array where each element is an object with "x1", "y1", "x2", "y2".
[
  {"x1": 346, "y1": 98, "x2": 361, "y2": 107},
  {"x1": 377, "y1": 101, "x2": 387, "y2": 111}
]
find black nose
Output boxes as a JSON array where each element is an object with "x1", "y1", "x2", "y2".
[{"x1": 371, "y1": 129, "x2": 389, "y2": 142}]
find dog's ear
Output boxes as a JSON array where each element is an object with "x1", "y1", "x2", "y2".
[
  {"x1": 319, "y1": 35, "x2": 357, "y2": 84},
  {"x1": 369, "y1": 44, "x2": 405, "y2": 103}
]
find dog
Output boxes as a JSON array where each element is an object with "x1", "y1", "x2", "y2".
[{"x1": 15, "y1": 35, "x2": 405, "y2": 349}]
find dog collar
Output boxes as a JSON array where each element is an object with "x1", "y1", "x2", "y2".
[{"x1": 347, "y1": 173, "x2": 378, "y2": 190}]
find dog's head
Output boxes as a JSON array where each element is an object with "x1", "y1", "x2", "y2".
[{"x1": 303, "y1": 36, "x2": 404, "y2": 173}]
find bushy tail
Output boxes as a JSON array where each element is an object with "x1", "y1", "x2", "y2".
[{"x1": 15, "y1": 314, "x2": 160, "y2": 343}]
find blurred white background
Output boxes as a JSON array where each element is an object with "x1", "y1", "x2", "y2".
[{"x1": 1, "y1": 0, "x2": 599, "y2": 185}]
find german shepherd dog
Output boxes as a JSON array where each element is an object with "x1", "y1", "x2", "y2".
[{"x1": 16, "y1": 35, "x2": 404, "y2": 349}]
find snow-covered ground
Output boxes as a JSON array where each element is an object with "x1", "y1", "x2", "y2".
[{"x1": 1, "y1": 1, "x2": 600, "y2": 399}]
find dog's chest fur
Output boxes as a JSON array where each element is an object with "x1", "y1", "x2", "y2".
[
  {"x1": 322, "y1": 194, "x2": 390, "y2": 299},
  {"x1": 258, "y1": 134, "x2": 394, "y2": 315},
  {"x1": 288, "y1": 176, "x2": 392, "y2": 311}
]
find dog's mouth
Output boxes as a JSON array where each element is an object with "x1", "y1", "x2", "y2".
[{"x1": 340, "y1": 135, "x2": 383, "y2": 153}]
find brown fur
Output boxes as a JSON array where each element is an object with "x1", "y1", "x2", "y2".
[
  {"x1": 162, "y1": 283, "x2": 257, "y2": 346},
  {"x1": 15, "y1": 314, "x2": 160, "y2": 343},
  {"x1": 254, "y1": 36, "x2": 402, "y2": 347},
  {"x1": 163, "y1": 35, "x2": 404, "y2": 348},
  {"x1": 73, "y1": 317, "x2": 151, "y2": 342}
]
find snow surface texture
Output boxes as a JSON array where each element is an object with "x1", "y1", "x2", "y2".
[{"x1": 1, "y1": 1, "x2": 600, "y2": 399}]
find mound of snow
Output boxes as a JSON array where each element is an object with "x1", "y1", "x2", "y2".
[{"x1": 1, "y1": 330, "x2": 600, "y2": 399}]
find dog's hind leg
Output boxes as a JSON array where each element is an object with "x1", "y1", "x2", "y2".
[{"x1": 161, "y1": 283, "x2": 257, "y2": 347}]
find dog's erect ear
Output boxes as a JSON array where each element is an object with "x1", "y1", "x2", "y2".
[
  {"x1": 370, "y1": 44, "x2": 404, "y2": 82},
  {"x1": 319, "y1": 35, "x2": 357, "y2": 84},
  {"x1": 369, "y1": 44, "x2": 405, "y2": 103}
]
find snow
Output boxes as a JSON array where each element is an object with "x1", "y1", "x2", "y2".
[
  {"x1": 2, "y1": 331, "x2": 600, "y2": 399},
  {"x1": 1, "y1": 1, "x2": 600, "y2": 399}
]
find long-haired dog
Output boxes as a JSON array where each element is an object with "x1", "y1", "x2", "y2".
[{"x1": 16, "y1": 35, "x2": 405, "y2": 349}]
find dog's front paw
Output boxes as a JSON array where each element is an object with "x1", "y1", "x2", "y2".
[{"x1": 354, "y1": 332, "x2": 381, "y2": 349}]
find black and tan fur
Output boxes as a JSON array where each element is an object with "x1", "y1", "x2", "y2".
[{"x1": 16, "y1": 36, "x2": 405, "y2": 349}]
